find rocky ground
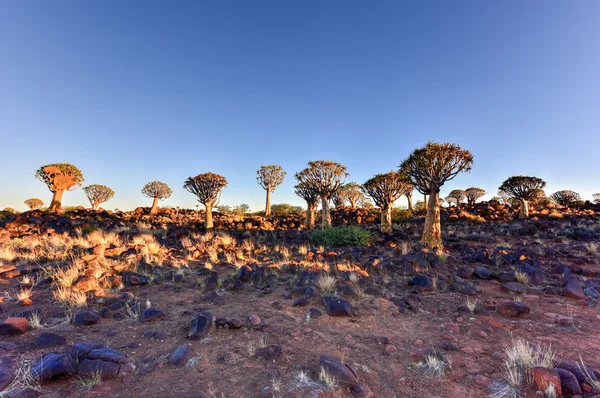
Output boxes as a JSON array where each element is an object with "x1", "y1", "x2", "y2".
[{"x1": 0, "y1": 202, "x2": 600, "y2": 398}]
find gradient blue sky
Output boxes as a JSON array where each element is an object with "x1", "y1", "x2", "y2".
[{"x1": 1, "y1": 1, "x2": 599, "y2": 211}]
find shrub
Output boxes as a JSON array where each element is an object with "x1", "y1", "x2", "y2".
[
  {"x1": 270, "y1": 203, "x2": 302, "y2": 216},
  {"x1": 310, "y1": 226, "x2": 373, "y2": 247},
  {"x1": 391, "y1": 207, "x2": 412, "y2": 222}
]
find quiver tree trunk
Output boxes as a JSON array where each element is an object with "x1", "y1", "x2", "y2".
[
  {"x1": 49, "y1": 190, "x2": 64, "y2": 213},
  {"x1": 150, "y1": 197, "x2": 159, "y2": 214},
  {"x1": 305, "y1": 203, "x2": 316, "y2": 229},
  {"x1": 421, "y1": 191, "x2": 442, "y2": 248},
  {"x1": 519, "y1": 199, "x2": 529, "y2": 219},
  {"x1": 265, "y1": 190, "x2": 271, "y2": 216},
  {"x1": 92, "y1": 203, "x2": 100, "y2": 211},
  {"x1": 205, "y1": 201, "x2": 214, "y2": 229},
  {"x1": 381, "y1": 205, "x2": 392, "y2": 233},
  {"x1": 407, "y1": 193, "x2": 413, "y2": 212},
  {"x1": 320, "y1": 195, "x2": 331, "y2": 229},
  {"x1": 423, "y1": 194, "x2": 428, "y2": 210}
]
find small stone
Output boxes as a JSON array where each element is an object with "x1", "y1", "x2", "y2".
[
  {"x1": 139, "y1": 308, "x2": 166, "y2": 323},
  {"x1": 554, "y1": 368, "x2": 582, "y2": 396},
  {"x1": 73, "y1": 310, "x2": 101, "y2": 326},
  {"x1": 188, "y1": 312, "x2": 213, "y2": 340},
  {"x1": 325, "y1": 298, "x2": 353, "y2": 317},
  {"x1": 319, "y1": 355, "x2": 358, "y2": 386},
  {"x1": 34, "y1": 333, "x2": 66, "y2": 348},
  {"x1": 32, "y1": 353, "x2": 76, "y2": 381},
  {"x1": 249, "y1": 314, "x2": 261, "y2": 326},
  {"x1": 255, "y1": 344, "x2": 281, "y2": 361},
  {"x1": 497, "y1": 301, "x2": 530, "y2": 318},
  {"x1": 169, "y1": 344, "x2": 192, "y2": 367},
  {"x1": 351, "y1": 383, "x2": 374, "y2": 397},
  {"x1": 0, "y1": 317, "x2": 28, "y2": 336},
  {"x1": 500, "y1": 282, "x2": 526, "y2": 294},
  {"x1": 563, "y1": 279, "x2": 585, "y2": 300},
  {"x1": 530, "y1": 367, "x2": 562, "y2": 397}
]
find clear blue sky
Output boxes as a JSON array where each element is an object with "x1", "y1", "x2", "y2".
[{"x1": 1, "y1": 1, "x2": 599, "y2": 211}]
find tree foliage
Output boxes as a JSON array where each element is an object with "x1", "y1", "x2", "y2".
[
  {"x1": 465, "y1": 187, "x2": 486, "y2": 206},
  {"x1": 594, "y1": 193, "x2": 600, "y2": 204},
  {"x1": 331, "y1": 182, "x2": 365, "y2": 208},
  {"x1": 142, "y1": 181, "x2": 172, "y2": 200},
  {"x1": 83, "y1": 185, "x2": 114, "y2": 209},
  {"x1": 447, "y1": 189, "x2": 467, "y2": 206},
  {"x1": 362, "y1": 172, "x2": 411, "y2": 209},
  {"x1": 184, "y1": 173, "x2": 228, "y2": 205},
  {"x1": 256, "y1": 165, "x2": 286, "y2": 192},
  {"x1": 399, "y1": 142, "x2": 474, "y2": 195},
  {"x1": 35, "y1": 163, "x2": 84, "y2": 193},
  {"x1": 24, "y1": 198, "x2": 44, "y2": 210},
  {"x1": 498, "y1": 176, "x2": 546, "y2": 201},
  {"x1": 549, "y1": 190, "x2": 581, "y2": 206},
  {"x1": 295, "y1": 161, "x2": 348, "y2": 198}
]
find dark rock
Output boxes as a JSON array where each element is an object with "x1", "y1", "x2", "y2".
[
  {"x1": 410, "y1": 275, "x2": 433, "y2": 289},
  {"x1": 554, "y1": 367, "x2": 582, "y2": 396},
  {"x1": 255, "y1": 344, "x2": 281, "y2": 361},
  {"x1": 73, "y1": 310, "x2": 101, "y2": 326},
  {"x1": 351, "y1": 383, "x2": 374, "y2": 397},
  {"x1": 307, "y1": 308, "x2": 322, "y2": 319},
  {"x1": 563, "y1": 279, "x2": 585, "y2": 300},
  {"x1": 169, "y1": 344, "x2": 192, "y2": 367},
  {"x1": 79, "y1": 358, "x2": 120, "y2": 379},
  {"x1": 456, "y1": 267, "x2": 473, "y2": 279},
  {"x1": 325, "y1": 298, "x2": 352, "y2": 317},
  {"x1": 404, "y1": 294, "x2": 421, "y2": 311},
  {"x1": 70, "y1": 342, "x2": 104, "y2": 363},
  {"x1": 319, "y1": 355, "x2": 358, "y2": 386},
  {"x1": 0, "y1": 317, "x2": 29, "y2": 335},
  {"x1": 142, "y1": 330, "x2": 168, "y2": 340},
  {"x1": 473, "y1": 267, "x2": 492, "y2": 279},
  {"x1": 293, "y1": 297, "x2": 309, "y2": 307},
  {"x1": 188, "y1": 312, "x2": 213, "y2": 340},
  {"x1": 139, "y1": 308, "x2": 166, "y2": 323},
  {"x1": 497, "y1": 301, "x2": 530, "y2": 317},
  {"x1": 31, "y1": 353, "x2": 75, "y2": 381},
  {"x1": 0, "y1": 360, "x2": 15, "y2": 392},
  {"x1": 122, "y1": 272, "x2": 149, "y2": 286},
  {"x1": 87, "y1": 347, "x2": 129, "y2": 364},
  {"x1": 500, "y1": 282, "x2": 526, "y2": 294},
  {"x1": 34, "y1": 333, "x2": 66, "y2": 348}
]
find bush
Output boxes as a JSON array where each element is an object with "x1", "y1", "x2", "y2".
[
  {"x1": 391, "y1": 207, "x2": 412, "y2": 222},
  {"x1": 310, "y1": 226, "x2": 373, "y2": 247},
  {"x1": 270, "y1": 203, "x2": 302, "y2": 216}
]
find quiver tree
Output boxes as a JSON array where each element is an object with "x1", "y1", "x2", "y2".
[
  {"x1": 362, "y1": 171, "x2": 411, "y2": 233},
  {"x1": 294, "y1": 181, "x2": 320, "y2": 229},
  {"x1": 447, "y1": 189, "x2": 467, "y2": 207},
  {"x1": 83, "y1": 185, "x2": 114, "y2": 210},
  {"x1": 498, "y1": 176, "x2": 546, "y2": 219},
  {"x1": 184, "y1": 173, "x2": 228, "y2": 229},
  {"x1": 142, "y1": 181, "x2": 172, "y2": 215},
  {"x1": 295, "y1": 161, "x2": 348, "y2": 228},
  {"x1": 400, "y1": 142, "x2": 474, "y2": 248},
  {"x1": 24, "y1": 198, "x2": 44, "y2": 210},
  {"x1": 35, "y1": 163, "x2": 84, "y2": 213},
  {"x1": 594, "y1": 193, "x2": 600, "y2": 204},
  {"x1": 550, "y1": 190, "x2": 581, "y2": 207},
  {"x1": 465, "y1": 187, "x2": 486, "y2": 207},
  {"x1": 344, "y1": 183, "x2": 365, "y2": 209},
  {"x1": 497, "y1": 190, "x2": 511, "y2": 206},
  {"x1": 256, "y1": 165, "x2": 286, "y2": 216}
]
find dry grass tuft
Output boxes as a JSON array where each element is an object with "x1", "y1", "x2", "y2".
[{"x1": 316, "y1": 274, "x2": 337, "y2": 294}]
